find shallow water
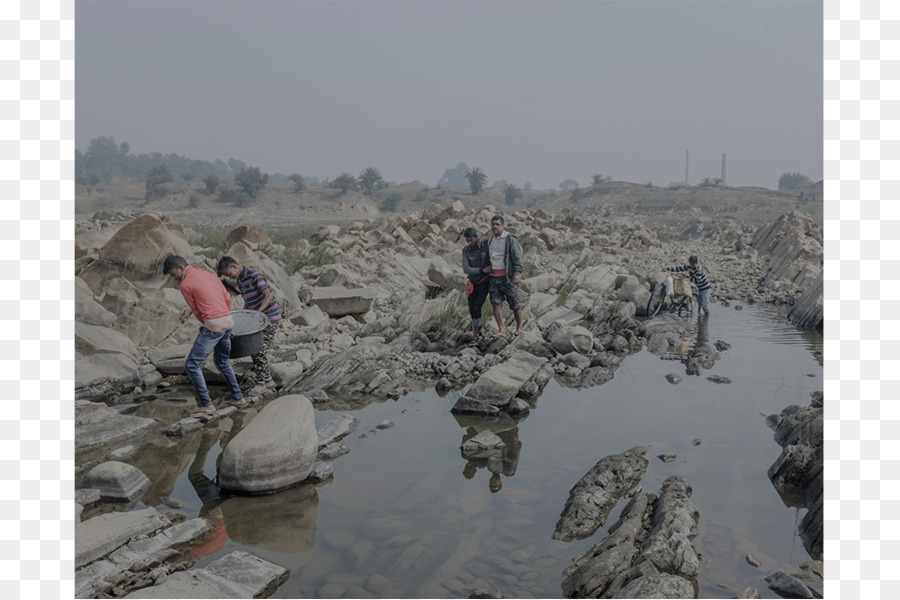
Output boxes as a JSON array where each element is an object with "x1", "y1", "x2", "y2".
[{"x1": 156, "y1": 304, "x2": 823, "y2": 599}]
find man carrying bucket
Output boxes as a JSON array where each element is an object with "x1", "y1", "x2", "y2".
[
  {"x1": 217, "y1": 256, "x2": 282, "y2": 396},
  {"x1": 163, "y1": 255, "x2": 246, "y2": 415}
]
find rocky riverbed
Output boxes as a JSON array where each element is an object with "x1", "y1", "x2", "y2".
[{"x1": 74, "y1": 200, "x2": 823, "y2": 598}]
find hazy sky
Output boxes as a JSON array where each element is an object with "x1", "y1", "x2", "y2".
[{"x1": 75, "y1": 1, "x2": 822, "y2": 190}]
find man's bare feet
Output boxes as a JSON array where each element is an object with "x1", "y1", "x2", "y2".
[
  {"x1": 493, "y1": 331, "x2": 506, "y2": 339},
  {"x1": 513, "y1": 329, "x2": 524, "y2": 336}
]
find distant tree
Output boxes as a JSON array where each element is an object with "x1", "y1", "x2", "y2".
[
  {"x1": 778, "y1": 172, "x2": 811, "y2": 191},
  {"x1": 559, "y1": 179, "x2": 578, "y2": 191},
  {"x1": 203, "y1": 174, "x2": 220, "y2": 195},
  {"x1": 464, "y1": 167, "x2": 488, "y2": 195},
  {"x1": 437, "y1": 162, "x2": 470, "y2": 189},
  {"x1": 290, "y1": 173, "x2": 306, "y2": 193},
  {"x1": 145, "y1": 163, "x2": 173, "y2": 199},
  {"x1": 491, "y1": 179, "x2": 509, "y2": 189},
  {"x1": 181, "y1": 172, "x2": 194, "y2": 181},
  {"x1": 502, "y1": 183, "x2": 522, "y2": 206},
  {"x1": 523, "y1": 182, "x2": 533, "y2": 192},
  {"x1": 234, "y1": 166, "x2": 269, "y2": 198},
  {"x1": 413, "y1": 188, "x2": 429, "y2": 203},
  {"x1": 358, "y1": 167, "x2": 384, "y2": 196},
  {"x1": 228, "y1": 158, "x2": 248, "y2": 175},
  {"x1": 381, "y1": 192, "x2": 402, "y2": 212},
  {"x1": 188, "y1": 193, "x2": 202, "y2": 208},
  {"x1": 698, "y1": 176, "x2": 724, "y2": 188},
  {"x1": 331, "y1": 173, "x2": 358, "y2": 194},
  {"x1": 591, "y1": 173, "x2": 612, "y2": 185}
]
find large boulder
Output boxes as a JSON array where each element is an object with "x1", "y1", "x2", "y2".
[
  {"x1": 218, "y1": 394, "x2": 319, "y2": 493},
  {"x1": 76, "y1": 507, "x2": 170, "y2": 569},
  {"x1": 75, "y1": 277, "x2": 116, "y2": 327},
  {"x1": 550, "y1": 325, "x2": 594, "y2": 356},
  {"x1": 74, "y1": 400, "x2": 156, "y2": 453},
  {"x1": 426, "y1": 254, "x2": 465, "y2": 291},
  {"x1": 75, "y1": 322, "x2": 141, "y2": 360},
  {"x1": 224, "y1": 224, "x2": 270, "y2": 249},
  {"x1": 94, "y1": 213, "x2": 195, "y2": 287}
]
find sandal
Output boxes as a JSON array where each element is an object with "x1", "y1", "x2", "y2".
[
  {"x1": 227, "y1": 398, "x2": 248, "y2": 408},
  {"x1": 247, "y1": 385, "x2": 268, "y2": 397},
  {"x1": 191, "y1": 405, "x2": 216, "y2": 417}
]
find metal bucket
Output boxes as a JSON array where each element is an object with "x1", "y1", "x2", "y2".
[{"x1": 229, "y1": 310, "x2": 270, "y2": 358}]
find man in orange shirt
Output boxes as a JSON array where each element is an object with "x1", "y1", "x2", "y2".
[{"x1": 164, "y1": 255, "x2": 246, "y2": 415}]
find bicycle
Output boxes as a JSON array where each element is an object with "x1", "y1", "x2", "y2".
[{"x1": 646, "y1": 274, "x2": 698, "y2": 316}]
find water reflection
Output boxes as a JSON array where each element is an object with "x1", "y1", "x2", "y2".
[
  {"x1": 186, "y1": 414, "x2": 319, "y2": 556},
  {"x1": 454, "y1": 413, "x2": 523, "y2": 493},
  {"x1": 685, "y1": 313, "x2": 719, "y2": 376}
]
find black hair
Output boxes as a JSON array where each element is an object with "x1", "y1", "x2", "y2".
[
  {"x1": 462, "y1": 227, "x2": 477, "y2": 238},
  {"x1": 689, "y1": 256, "x2": 698, "y2": 265},
  {"x1": 491, "y1": 215, "x2": 504, "y2": 224},
  {"x1": 216, "y1": 255, "x2": 238, "y2": 276},
  {"x1": 163, "y1": 255, "x2": 187, "y2": 274}
]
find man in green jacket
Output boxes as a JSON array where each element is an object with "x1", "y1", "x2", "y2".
[{"x1": 482, "y1": 215, "x2": 524, "y2": 338}]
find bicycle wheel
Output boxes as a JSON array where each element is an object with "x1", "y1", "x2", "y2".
[
  {"x1": 646, "y1": 284, "x2": 666, "y2": 316},
  {"x1": 669, "y1": 295, "x2": 688, "y2": 315}
]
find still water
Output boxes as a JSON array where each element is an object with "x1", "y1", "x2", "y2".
[{"x1": 168, "y1": 304, "x2": 823, "y2": 599}]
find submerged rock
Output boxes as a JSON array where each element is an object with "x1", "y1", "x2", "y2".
[{"x1": 553, "y1": 445, "x2": 650, "y2": 542}]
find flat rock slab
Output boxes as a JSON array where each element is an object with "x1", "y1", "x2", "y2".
[
  {"x1": 461, "y1": 430, "x2": 505, "y2": 457},
  {"x1": 75, "y1": 353, "x2": 142, "y2": 392},
  {"x1": 453, "y1": 350, "x2": 548, "y2": 410},
  {"x1": 77, "y1": 461, "x2": 151, "y2": 502},
  {"x1": 218, "y1": 394, "x2": 319, "y2": 493},
  {"x1": 553, "y1": 445, "x2": 650, "y2": 542},
  {"x1": 307, "y1": 285, "x2": 377, "y2": 316},
  {"x1": 123, "y1": 550, "x2": 289, "y2": 599},
  {"x1": 76, "y1": 507, "x2": 170, "y2": 569},
  {"x1": 317, "y1": 414, "x2": 360, "y2": 449},
  {"x1": 75, "y1": 401, "x2": 156, "y2": 453}
]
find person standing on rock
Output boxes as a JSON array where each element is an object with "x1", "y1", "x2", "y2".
[
  {"x1": 163, "y1": 255, "x2": 246, "y2": 415},
  {"x1": 462, "y1": 227, "x2": 491, "y2": 343},
  {"x1": 217, "y1": 256, "x2": 281, "y2": 396},
  {"x1": 665, "y1": 255, "x2": 711, "y2": 316},
  {"x1": 485, "y1": 215, "x2": 524, "y2": 338}
]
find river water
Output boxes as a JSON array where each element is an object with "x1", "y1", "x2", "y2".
[{"x1": 161, "y1": 304, "x2": 823, "y2": 599}]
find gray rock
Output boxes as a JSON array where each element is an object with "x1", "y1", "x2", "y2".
[
  {"x1": 765, "y1": 571, "x2": 814, "y2": 599},
  {"x1": 77, "y1": 461, "x2": 151, "y2": 502},
  {"x1": 735, "y1": 587, "x2": 762, "y2": 599},
  {"x1": 75, "y1": 487, "x2": 101, "y2": 506},
  {"x1": 550, "y1": 325, "x2": 594, "y2": 355},
  {"x1": 218, "y1": 394, "x2": 319, "y2": 493},
  {"x1": 614, "y1": 572, "x2": 694, "y2": 598},
  {"x1": 307, "y1": 461, "x2": 334, "y2": 482},
  {"x1": 123, "y1": 551, "x2": 289, "y2": 599},
  {"x1": 291, "y1": 303, "x2": 329, "y2": 327},
  {"x1": 666, "y1": 373, "x2": 683, "y2": 384},
  {"x1": 427, "y1": 255, "x2": 465, "y2": 290},
  {"x1": 318, "y1": 442, "x2": 350, "y2": 459},
  {"x1": 307, "y1": 285, "x2": 377, "y2": 317},
  {"x1": 554, "y1": 445, "x2": 650, "y2": 542},
  {"x1": 453, "y1": 350, "x2": 548, "y2": 410},
  {"x1": 375, "y1": 419, "x2": 394, "y2": 430},
  {"x1": 707, "y1": 374, "x2": 732, "y2": 384},
  {"x1": 745, "y1": 553, "x2": 762, "y2": 568},
  {"x1": 76, "y1": 507, "x2": 170, "y2": 569},
  {"x1": 657, "y1": 453, "x2": 676, "y2": 463},
  {"x1": 560, "y1": 351, "x2": 591, "y2": 370},
  {"x1": 317, "y1": 414, "x2": 360, "y2": 449},
  {"x1": 461, "y1": 430, "x2": 505, "y2": 456}
]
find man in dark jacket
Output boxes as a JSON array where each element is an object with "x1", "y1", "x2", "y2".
[
  {"x1": 485, "y1": 215, "x2": 524, "y2": 338},
  {"x1": 461, "y1": 227, "x2": 490, "y2": 341}
]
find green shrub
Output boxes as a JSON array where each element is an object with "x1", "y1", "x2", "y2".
[
  {"x1": 188, "y1": 193, "x2": 202, "y2": 208},
  {"x1": 381, "y1": 192, "x2": 402, "y2": 212}
]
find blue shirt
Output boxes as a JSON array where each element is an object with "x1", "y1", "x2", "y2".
[{"x1": 236, "y1": 267, "x2": 282, "y2": 322}]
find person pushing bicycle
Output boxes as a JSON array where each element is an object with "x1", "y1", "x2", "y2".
[{"x1": 665, "y1": 255, "x2": 711, "y2": 316}]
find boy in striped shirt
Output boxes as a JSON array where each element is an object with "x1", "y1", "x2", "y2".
[
  {"x1": 665, "y1": 255, "x2": 711, "y2": 316},
  {"x1": 217, "y1": 256, "x2": 282, "y2": 396}
]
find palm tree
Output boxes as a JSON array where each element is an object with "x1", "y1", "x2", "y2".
[
  {"x1": 502, "y1": 183, "x2": 522, "y2": 206},
  {"x1": 591, "y1": 173, "x2": 612, "y2": 185},
  {"x1": 331, "y1": 173, "x2": 358, "y2": 194},
  {"x1": 358, "y1": 167, "x2": 384, "y2": 197},
  {"x1": 464, "y1": 167, "x2": 487, "y2": 195}
]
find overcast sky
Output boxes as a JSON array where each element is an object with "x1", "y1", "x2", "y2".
[{"x1": 75, "y1": 1, "x2": 822, "y2": 191}]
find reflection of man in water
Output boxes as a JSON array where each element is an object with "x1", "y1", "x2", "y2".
[
  {"x1": 685, "y1": 313, "x2": 719, "y2": 376},
  {"x1": 188, "y1": 429, "x2": 231, "y2": 560},
  {"x1": 460, "y1": 425, "x2": 523, "y2": 493}
]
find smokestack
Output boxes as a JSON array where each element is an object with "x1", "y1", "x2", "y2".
[
  {"x1": 685, "y1": 150, "x2": 689, "y2": 185},
  {"x1": 721, "y1": 153, "x2": 726, "y2": 185}
]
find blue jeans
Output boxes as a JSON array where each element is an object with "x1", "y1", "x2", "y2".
[
  {"x1": 185, "y1": 327, "x2": 243, "y2": 407},
  {"x1": 698, "y1": 288, "x2": 711, "y2": 314}
]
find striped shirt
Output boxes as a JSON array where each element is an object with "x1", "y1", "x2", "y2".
[
  {"x1": 666, "y1": 263, "x2": 711, "y2": 291},
  {"x1": 236, "y1": 267, "x2": 282, "y2": 322}
]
